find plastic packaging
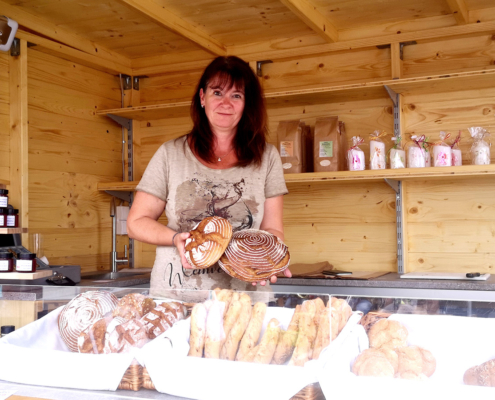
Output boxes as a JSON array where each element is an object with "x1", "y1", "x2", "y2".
[
  {"x1": 389, "y1": 136, "x2": 406, "y2": 169},
  {"x1": 469, "y1": 127, "x2": 491, "y2": 165},
  {"x1": 407, "y1": 135, "x2": 428, "y2": 168},
  {"x1": 451, "y1": 131, "x2": 462, "y2": 166},
  {"x1": 369, "y1": 130, "x2": 387, "y2": 170},
  {"x1": 347, "y1": 136, "x2": 365, "y2": 171},
  {"x1": 432, "y1": 131, "x2": 452, "y2": 167}
]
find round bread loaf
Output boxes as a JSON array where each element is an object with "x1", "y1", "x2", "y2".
[
  {"x1": 58, "y1": 291, "x2": 118, "y2": 352},
  {"x1": 185, "y1": 216, "x2": 233, "y2": 269},
  {"x1": 218, "y1": 229, "x2": 290, "y2": 283},
  {"x1": 112, "y1": 293, "x2": 156, "y2": 320},
  {"x1": 352, "y1": 348, "x2": 398, "y2": 378},
  {"x1": 464, "y1": 359, "x2": 495, "y2": 386},
  {"x1": 396, "y1": 345, "x2": 436, "y2": 378},
  {"x1": 368, "y1": 319, "x2": 408, "y2": 349}
]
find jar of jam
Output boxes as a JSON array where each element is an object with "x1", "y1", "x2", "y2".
[
  {"x1": 0, "y1": 208, "x2": 6, "y2": 228},
  {"x1": 1, "y1": 325, "x2": 15, "y2": 337},
  {"x1": 15, "y1": 253, "x2": 36, "y2": 273},
  {"x1": 0, "y1": 189, "x2": 8, "y2": 207},
  {"x1": 6, "y1": 208, "x2": 19, "y2": 228},
  {"x1": 0, "y1": 252, "x2": 14, "y2": 272}
]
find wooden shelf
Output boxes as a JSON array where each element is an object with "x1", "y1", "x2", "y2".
[
  {"x1": 97, "y1": 69, "x2": 495, "y2": 121},
  {"x1": 0, "y1": 228, "x2": 28, "y2": 234},
  {"x1": 98, "y1": 165, "x2": 495, "y2": 192},
  {"x1": 0, "y1": 179, "x2": 9, "y2": 189}
]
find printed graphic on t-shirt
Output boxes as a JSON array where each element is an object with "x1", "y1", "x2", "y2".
[{"x1": 175, "y1": 174, "x2": 259, "y2": 233}]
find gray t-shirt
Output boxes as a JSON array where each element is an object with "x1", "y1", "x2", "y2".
[{"x1": 136, "y1": 135, "x2": 288, "y2": 299}]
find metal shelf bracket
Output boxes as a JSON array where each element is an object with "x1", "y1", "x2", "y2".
[{"x1": 385, "y1": 178, "x2": 405, "y2": 275}]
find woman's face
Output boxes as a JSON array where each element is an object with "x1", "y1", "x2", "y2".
[{"x1": 199, "y1": 78, "x2": 245, "y2": 136}]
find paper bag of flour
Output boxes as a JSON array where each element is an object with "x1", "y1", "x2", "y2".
[
  {"x1": 314, "y1": 117, "x2": 346, "y2": 172},
  {"x1": 277, "y1": 120, "x2": 304, "y2": 173}
]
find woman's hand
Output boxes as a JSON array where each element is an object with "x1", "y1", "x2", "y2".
[
  {"x1": 252, "y1": 267, "x2": 292, "y2": 286},
  {"x1": 173, "y1": 232, "x2": 193, "y2": 269}
]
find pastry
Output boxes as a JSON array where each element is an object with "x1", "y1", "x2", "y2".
[
  {"x1": 141, "y1": 302, "x2": 187, "y2": 339},
  {"x1": 107, "y1": 318, "x2": 149, "y2": 353},
  {"x1": 218, "y1": 229, "x2": 290, "y2": 283},
  {"x1": 352, "y1": 348, "x2": 398, "y2": 378},
  {"x1": 272, "y1": 304, "x2": 300, "y2": 364},
  {"x1": 185, "y1": 216, "x2": 233, "y2": 269},
  {"x1": 464, "y1": 359, "x2": 495, "y2": 387},
  {"x1": 237, "y1": 302, "x2": 267, "y2": 361},
  {"x1": 58, "y1": 290, "x2": 118, "y2": 352},
  {"x1": 396, "y1": 346, "x2": 436, "y2": 378},
  {"x1": 112, "y1": 293, "x2": 156, "y2": 320},
  {"x1": 188, "y1": 303, "x2": 208, "y2": 357},
  {"x1": 368, "y1": 319, "x2": 408, "y2": 349}
]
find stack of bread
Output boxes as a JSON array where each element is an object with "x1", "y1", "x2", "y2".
[
  {"x1": 352, "y1": 318, "x2": 436, "y2": 380},
  {"x1": 187, "y1": 290, "x2": 352, "y2": 366},
  {"x1": 58, "y1": 291, "x2": 187, "y2": 354},
  {"x1": 184, "y1": 216, "x2": 290, "y2": 283}
]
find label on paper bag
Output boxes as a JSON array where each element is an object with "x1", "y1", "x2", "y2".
[
  {"x1": 280, "y1": 141, "x2": 294, "y2": 157},
  {"x1": 319, "y1": 141, "x2": 333, "y2": 157},
  {"x1": 282, "y1": 162, "x2": 293, "y2": 170},
  {"x1": 0, "y1": 260, "x2": 9, "y2": 271},
  {"x1": 16, "y1": 260, "x2": 33, "y2": 271},
  {"x1": 320, "y1": 160, "x2": 331, "y2": 166}
]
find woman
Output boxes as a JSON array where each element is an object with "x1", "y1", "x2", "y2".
[{"x1": 127, "y1": 56, "x2": 291, "y2": 297}]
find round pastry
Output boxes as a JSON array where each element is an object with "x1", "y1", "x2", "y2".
[
  {"x1": 368, "y1": 319, "x2": 408, "y2": 349},
  {"x1": 464, "y1": 359, "x2": 495, "y2": 387},
  {"x1": 58, "y1": 290, "x2": 118, "y2": 352},
  {"x1": 396, "y1": 346, "x2": 436, "y2": 378},
  {"x1": 218, "y1": 229, "x2": 290, "y2": 283},
  {"x1": 185, "y1": 216, "x2": 233, "y2": 269},
  {"x1": 112, "y1": 293, "x2": 156, "y2": 320},
  {"x1": 352, "y1": 348, "x2": 398, "y2": 378}
]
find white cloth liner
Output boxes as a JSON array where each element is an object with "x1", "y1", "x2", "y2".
[
  {"x1": 143, "y1": 308, "x2": 362, "y2": 400},
  {"x1": 318, "y1": 313, "x2": 495, "y2": 399},
  {"x1": 0, "y1": 306, "x2": 134, "y2": 391}
]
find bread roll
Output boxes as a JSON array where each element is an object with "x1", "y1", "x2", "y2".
[
  {"x1": 221, "y1": 293, "x2": 252, "y2": 360},
  {"x1": 107, "y1": 318, "x2": 149, "y2": 353},
  {"x1": 58, "y1": 290, "x2": 118, "y2": 352},
  {"x1": 464, "y1": 359, "x2": 495, "y2": 387},
  {"x1": 368, "y1": 319, "x2": 408, "y2": 349},
  {"x1": 141, "y1": 302, "x2": 187, "y2": 339},
  {"x1": 185, "y1": 216, "x2": 233, "y2": 269},
  {"x1": 396, "y1": 346, "x2": 436, "y2": 378},
  {"x1": 204, "y1": 300, "x2": 225, "y2": 359},
  {"x1": 352, "y1": 348, "x2": 398, "y2": 378},
  {"x1": 188, "y1": 303, "x2": 208, "y2": 357},
  {"x1": 218, "y1": 229, "x2": 290, "y2": 283},
  {"x1": 112, "y1": 293, "x2": 156, "y2": 321},
  {"x1": 289, "y1": 300, "x2": 318, "y2": 366},
  {"x1": 272, "y1": 304, "x2": 300, "y2": 365},
  {"x1": 253, "y1": 318, "x2": 281, "y2": 364},
  {"x1": 236, "y1": 302, "x2": 267, "y2": 361}
]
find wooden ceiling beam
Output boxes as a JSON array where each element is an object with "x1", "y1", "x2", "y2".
[
  {"x1": 446, "y1": 0, "x2": 469, "y2": 25},
  {"x1": 119, "y1": 0, "x2": 227, "y2": 56},
  {"x1": 279, "y1": 0, "x2": 338, "y2": 43},
  {"x1": 0, "y1": 0, "x2": 131, "y2": 71}
]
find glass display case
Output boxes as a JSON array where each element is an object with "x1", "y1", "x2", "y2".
[{"x1": 1, "y1": 285, "x2": 495, "y2": 400}]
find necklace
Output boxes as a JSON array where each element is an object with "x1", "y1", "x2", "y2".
[{"x1": 215, "y1": 148, "x2": 233, "y2": 162}]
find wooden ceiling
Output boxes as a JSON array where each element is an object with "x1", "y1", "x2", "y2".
[{"x1": 3, "y1": 0, "x2": 495, "y2": 75}]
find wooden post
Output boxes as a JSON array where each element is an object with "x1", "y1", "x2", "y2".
[
  {"x1": 9, "y1": 39, "x2": 29, "y2": 245},
  {"x1": 391, "y1": 42, "x2": 403, "y2": 80}
]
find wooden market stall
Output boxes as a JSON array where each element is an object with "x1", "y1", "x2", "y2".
[{"x1": 1, "y1": 0, "x2": 495, "y2": 277}]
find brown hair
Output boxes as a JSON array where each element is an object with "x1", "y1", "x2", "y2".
[{"x1": 188, "y1": 56, "x2": 267, "y2": 167}]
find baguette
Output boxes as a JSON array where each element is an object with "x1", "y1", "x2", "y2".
[
  {"x1": 243, "y1": 344, "x2": 259, "y2": 363},
  {"x1": 204, "y1": 300, "x2": 225, "y2": 359},
  {"x1": 221, "y1": 299, "x2": 242, "y2": 348},
  {"x1": 188, "y1": 303, "x2": 208, "y2": 357},
  {"x1": 253, "y1": 318, "x2": 281, "y2": 364},
  {"x1": 220, "y1": 293, "x2": 252, "y2": 360},
  {"x1": 272, "y1": 304, "x2": 301, "y2": 365},
  {"x1": 289, "y1": 300, "x2": 318, "y2": 366},
  {"x1": 216, "y1": 289, "x2": 234, "y2": 316},
  {"x1": 236, "y1": 302, "x2": 267, "y2": 361},
  {"x1": 312, "y1": 306, "x2": 331, "y2": 360}
]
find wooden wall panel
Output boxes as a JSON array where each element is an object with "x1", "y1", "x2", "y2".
[
  {"x1": 140, "y1": 70, "x2": 202, "y2": 106},
  {"x1": 28, "y1": 49, "x2": 122, "y2": 273},
  {"x1": 0, "y1": 53, "x2": 9, "y2": 183}
]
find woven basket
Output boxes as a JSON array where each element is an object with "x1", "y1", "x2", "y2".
[{"x1": 119, "y1": 363, "x2": 323, "y2": 399}]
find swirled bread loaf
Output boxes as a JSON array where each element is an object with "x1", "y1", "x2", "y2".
[
  {"x1": 185, "y1": 216, "x2": 233, "y2": 269},
  {"x1": 218, "y1": 229, "x2": 290, "y2": 283},
  {"x1": 58, "y1": 291, "x2": 118, "y2": 352}
]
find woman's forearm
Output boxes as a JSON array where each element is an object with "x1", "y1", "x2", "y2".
[{"x1": 127, "y1": 216, "x2": 176, "y2": 246}]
